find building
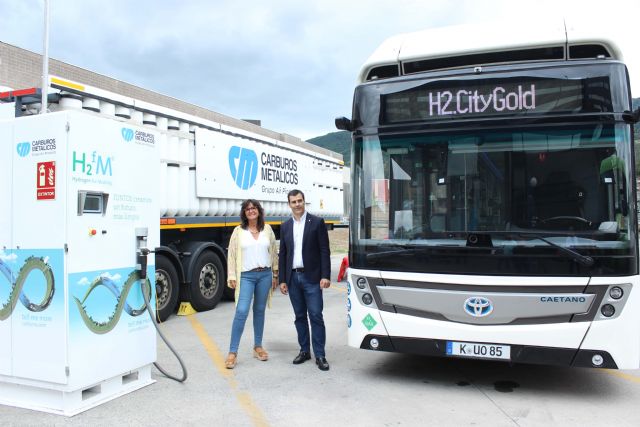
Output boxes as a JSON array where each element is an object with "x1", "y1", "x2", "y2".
[{"x1": 0, "y1": 41, "x2": 342, "y2": 162}]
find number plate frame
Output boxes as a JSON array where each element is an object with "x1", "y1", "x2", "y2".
[{"x1": 446, "y1": 341, "x2": 511, "y2": 360}]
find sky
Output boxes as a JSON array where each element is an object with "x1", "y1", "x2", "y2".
[{"x1": 0, "y1": 0, "x2": 637, "y2": 140}]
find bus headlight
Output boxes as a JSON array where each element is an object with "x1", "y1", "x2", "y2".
[
  {"x1": 592, "y1": 354, "x2": 604, "y2": 366},
  {"x1": 362, "y1": 293, "x2": 373, "y2": 305},
  {"x1": 609, "y1": 286, "x2": 624, "y2": 300},
  {"x1": 601, "y1": 304, "x2": 615, "y2": 317},
  {"x1": 356, "y1": 277, "x2": 368, "y2": 290},
  {"x1": 370, "y1": 338, "x2": 380, "y2": 349}
]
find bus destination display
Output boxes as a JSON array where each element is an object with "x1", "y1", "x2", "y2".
[{"x1": 381, "y1": 77, "x2": 610, "y2": 123}]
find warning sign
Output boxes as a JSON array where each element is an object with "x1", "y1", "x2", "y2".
[
  {"x1": 36, "y1": 161, "x2": 56, "y2": 200},
  {"x1": 362, "y1": 313, "x2": 377, "y2": 331}
]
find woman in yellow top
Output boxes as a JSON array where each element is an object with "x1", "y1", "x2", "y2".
[{"x1": 225, "y1": 199, "x2": 278, "y2": 369}]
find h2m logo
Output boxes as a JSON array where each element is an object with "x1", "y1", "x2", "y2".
[
  {"x1": 228, "y1": 146, "x2": 258, "y2": 190},
  {"x1": 72, "y1": 151, "x2": 113, "y2": 176}
]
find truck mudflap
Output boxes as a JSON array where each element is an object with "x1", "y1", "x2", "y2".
[{"x1": 359, "y1": 334, "x2": 618, "y2": 369}]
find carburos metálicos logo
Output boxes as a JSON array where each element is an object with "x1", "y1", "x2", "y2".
[
  {"x1": 16, "y1": 142, "x2": 31, "y2": 157},
  {"x1": 121, "y1": 127, "x2": 134, "y2": 142},
  {"x1": 16, "y1": 138, "x2": 56, "y2": 157},
  {"x1": 228, "y1": 146, "x2": 258, "y2": 190},
  {"x1": 122, "y1": 127, "x2": 155, "y2": 146}
]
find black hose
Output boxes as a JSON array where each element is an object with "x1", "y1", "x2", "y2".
[{"x1": 139, "y1": 251, "x2": 188, "y2": 383}]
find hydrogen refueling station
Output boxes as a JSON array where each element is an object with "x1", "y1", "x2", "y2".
[{"x1": 0, "y1": 109, "x2": 160, "y2": 415}]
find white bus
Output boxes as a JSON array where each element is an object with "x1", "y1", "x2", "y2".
[{"x1": 338, "y1": 19, "x2": 640, "y2": 368}]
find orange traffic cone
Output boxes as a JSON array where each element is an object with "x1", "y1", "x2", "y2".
[{"x1": 337, "y1": 256, "x2": 349, "y2": 282}]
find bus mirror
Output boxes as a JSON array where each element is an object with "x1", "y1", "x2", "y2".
[
  {"x1": 335, "y1": 116, "x2": 354, "y2": 131},
  {"x1": 622, "y1": 107, "x2": 640, "y2": 123}
]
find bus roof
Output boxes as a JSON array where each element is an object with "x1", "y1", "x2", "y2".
[{"x1": 359, "y1": 18, "x2": 638, "y2": 97}]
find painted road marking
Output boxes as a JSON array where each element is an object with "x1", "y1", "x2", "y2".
[
  {"x1": 603, "y1": 369, "x2": 640, "y2": 384},
  {"x1": 187, "y1": 315, "x2": 270, "y2": 427}
]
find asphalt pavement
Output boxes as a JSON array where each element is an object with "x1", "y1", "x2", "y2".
[{"x1": 3, "y1": 253, "x2": 640, "y2": 427}]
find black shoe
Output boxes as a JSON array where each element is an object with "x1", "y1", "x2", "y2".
[
  {"x1": 315, "y1": 357, "x2": 330, "y2": 371},
  {"x1": 293, "y1": 351, "x2": 311, "y2": 364}
]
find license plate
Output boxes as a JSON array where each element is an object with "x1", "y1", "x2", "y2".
[{"x1": 446, "y1": 341, "x2": 511, "y2": 360}]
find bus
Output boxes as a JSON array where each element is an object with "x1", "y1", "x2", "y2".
[{"x1": 337, "y1": 20, "x2": 640, "y2": 369}]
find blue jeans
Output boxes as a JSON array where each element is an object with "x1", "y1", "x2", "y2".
[
  {"x1": 229, "y1": 269, "x2": 272, "y2": 353},
  {"x1": 288, "y1": 271, "x2": 326, "y2": 358}
]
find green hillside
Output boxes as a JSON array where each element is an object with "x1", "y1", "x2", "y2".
[{"x1": 308, "y1": 131, "x2": 351, "y2": 166}]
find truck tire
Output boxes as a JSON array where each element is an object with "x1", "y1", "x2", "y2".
[
  {"x1": 155, "y1": 254, "x2": 180, "y2": 322},
  {"x1": 188, "y1": 251, "x2": 224, "y2": 312}
]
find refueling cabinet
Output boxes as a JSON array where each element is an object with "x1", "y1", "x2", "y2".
[{"x1": 0, "y1": 110, "x2": 159, "y2": 415}]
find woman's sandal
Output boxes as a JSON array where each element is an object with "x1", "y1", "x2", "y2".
[
  {"x1": 253, "y1": 347, "x2": 269, "y2": 361},
  {"x1": 225, "y1": 353, "x2": 237, "y2": 369}
]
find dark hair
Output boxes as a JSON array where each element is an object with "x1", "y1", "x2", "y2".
[
  {"x1": 287, "y1": 189, "x2": 305, "y2": 202},
  {"x1": 240, "y1": 199, "x2": 265, "y2": 231}
]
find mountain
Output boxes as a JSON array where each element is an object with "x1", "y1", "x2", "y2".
[{"x1": 307, "y1": 131, "x2": 351, "y2": 166}]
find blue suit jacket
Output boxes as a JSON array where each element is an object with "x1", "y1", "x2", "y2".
[{"x1": 278, "y1": 212, "x2": 331, "y2": 286}]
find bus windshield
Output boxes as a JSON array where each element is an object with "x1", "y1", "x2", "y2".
[{"x1": 351, "y1": 123, "x2": 637, "y2": 276}]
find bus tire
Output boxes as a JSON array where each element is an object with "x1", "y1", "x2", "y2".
[
  {"x1": 155, "y1": 254, "x2": 180, "y2": 322},
  {"x1": 188, "y1": 251, "x2": 224, "y2": 312}
]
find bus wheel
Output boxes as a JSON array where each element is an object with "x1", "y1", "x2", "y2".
[
  {"x1": 189, "y1": 251, "x2": 224, "y2": 312},
  {"x1": 155, "y1": 254, "x2": 180, "y2": 322}
]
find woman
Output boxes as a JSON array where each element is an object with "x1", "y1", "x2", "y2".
[{"x1": 225, "y1": 199, "x2": 278, "y2": 369}]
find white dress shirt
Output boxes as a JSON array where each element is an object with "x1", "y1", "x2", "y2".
[{"x1": 292, "y1": 211, "x2": 307, "y2": 269}]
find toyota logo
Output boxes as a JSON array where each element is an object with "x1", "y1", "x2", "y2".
[{"x1": 464, "y1": 296, "x2": 493, "y2": 317}]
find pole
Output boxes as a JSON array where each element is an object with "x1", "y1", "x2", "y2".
[{"x1": 40, "y1": 0, "x2": 50, "y2": 114}]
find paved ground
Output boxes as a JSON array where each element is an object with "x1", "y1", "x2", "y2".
[
  {"x1": 328, "y1": 227, "x2": 348, "y2": 255},
  {"x1": 3, "y1": 253, "x2": 640, "y2": 426}
]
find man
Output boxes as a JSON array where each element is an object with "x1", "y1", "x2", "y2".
[{"x1": 279, "y1": 189, "x2": 331, "y2": 371}]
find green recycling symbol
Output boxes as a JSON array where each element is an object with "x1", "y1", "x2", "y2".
[{"x1": 362, "y1": 313, "x2": 377, "y2": 331}]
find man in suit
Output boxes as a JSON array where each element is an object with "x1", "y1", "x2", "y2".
[{"x1": 279, "y1": 189, "x2": 331, "y2": 371}]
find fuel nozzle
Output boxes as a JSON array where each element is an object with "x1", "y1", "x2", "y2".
[
  {"x1": 135, "y1": 228, "x2": 149, "y2": 280},
  {"x1": 137, "y1": 251, "x2": 149, "y2": 279}
]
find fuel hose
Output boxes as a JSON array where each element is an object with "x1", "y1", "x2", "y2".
[{"x1": 139, "y1": 248, "x2": 188, "y2": 383}]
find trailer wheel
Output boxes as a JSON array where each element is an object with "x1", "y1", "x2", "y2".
[
  {"x1": 155, "y1": 255, "x2": 180, "y2": 322},
  {"x1": 189, "y1": 251, "x2": 224, "y2": 312}
]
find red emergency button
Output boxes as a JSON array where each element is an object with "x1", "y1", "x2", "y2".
[{"x1": 89, "y1": 228, "x2": 97, "y2": 236}]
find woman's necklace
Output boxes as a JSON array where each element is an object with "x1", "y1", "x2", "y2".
[{"x1": 248, "y1": 227, "x2": 260, "y2": 234}]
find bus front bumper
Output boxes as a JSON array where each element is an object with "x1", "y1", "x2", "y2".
[{"x1": 359, "y1": 334, "x2": 618, "y2": 369}]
